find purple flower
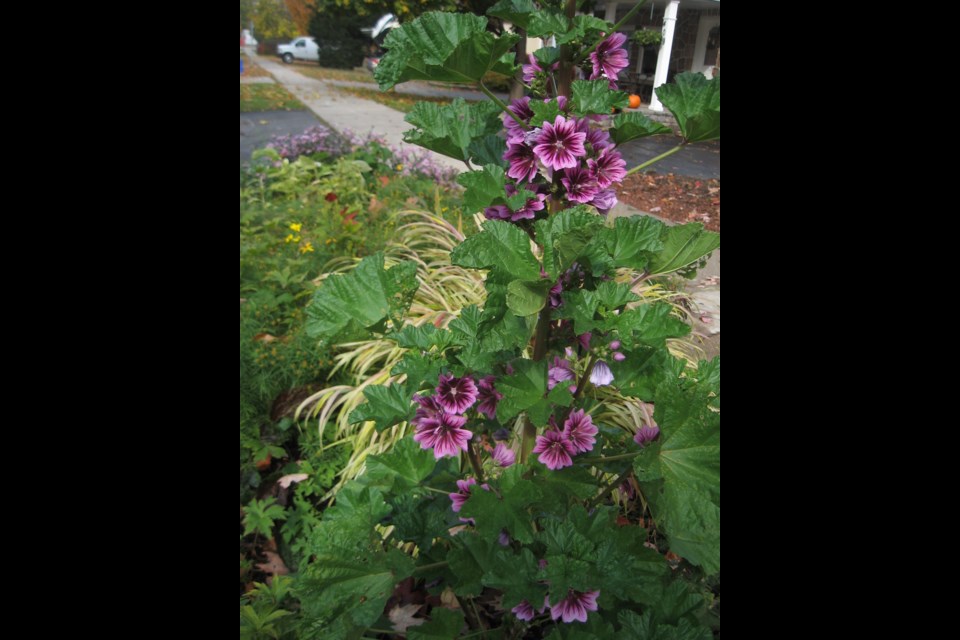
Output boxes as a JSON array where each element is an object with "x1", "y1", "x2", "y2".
[
  {"x1": 504, "y1": 142, "x2": 540, "y2": 184},
  {"x1": 512, "y1": 600, "x2": 537, "y2": 622},
  {"x1": 635, "y1": 424, "x2": 661, "y2": 447},
  {"x1": 550, "y1": 590, "x2": 600, "y2": 624},
  {"x1": 534, "y1": 116, "x2": 587, "y2": 171},
  {"x1": 492, "y1": 442, "x2": 516, "y2": 467},
  {"x1": 498, "y1": 530, "x2": 512, "y2": 546},
  {"x1": 590, "y1": 32, "x2": 629, "y2": 82},
  {"x1": 449, "y1": 478, "x2": 479, "y2": 513},
  {"x1": 609, "y1": 340, "x2": 622, "y2": 351},
  {"x1": 411, "y1": 394, "x2": 444, "y2": 431},
  {"x1": 415, "y1": 412, "x2": 473, "y2": 459},
  {"x1": 587, "y1": 149, "x2": 627, "y2": 189},
  {"x1": 493, "y1": 428, "x2": 512, "y2": 442},
  {"x1": 522, "y1": 53, "x2": 558, "y2": 83},
  {"x1": 561, "y1": 166, "x2": 600, "y2": 204},
  {"x1": 549, "y1": 357, "x2": 576, "y2": 390},
  {"x1": 503, "y1": 97, "x2": 533, "y2": 144},
  {"x1": 578, "y1": 333, "x2": 593, "y2": 351},
  {"x1": 613, "y1": 352, "x2": 627, "y2": 362},
  {"x1": 590, "y1": 361, "x2": 615, "y2": 387},
  {"x1": 436, "y1": 374, "x2": 479, "y2": 414},
  {"x1": 550, "y1": 279, "x2": 564, "y2": 309},
  {"x1": 591, "y1": 188, "x2": 618, "y2": 214},
  {"x1": 564, "y1": 409, "x2": 598, "y2": 454},
  {"x1": 488, "y1": 183, "x2": 547, "y2": 222},
  {"x1": 477, "y1": 376, "x2": 505, "y2": 419},
  {"x1": 583, "y1": 125, "x2": 614, "y2": 154},
  {"x1": 533, "y1": 429, "x2": 577, "y2": 470}
]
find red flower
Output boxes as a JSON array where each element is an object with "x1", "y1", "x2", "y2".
[{"x1": 325, "y1": 192, "x2": 338, "y2": 202}]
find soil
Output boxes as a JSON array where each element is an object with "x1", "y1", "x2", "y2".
[{"x1": 617, "y1": 173, "x2": 721, "y2": 233}]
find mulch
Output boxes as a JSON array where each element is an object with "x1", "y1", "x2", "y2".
[{"x1": 617, "y1": 173, "x2": 720, "y2": 233}]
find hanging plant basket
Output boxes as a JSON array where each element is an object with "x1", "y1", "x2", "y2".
[{"x1": 632, "y1": 29, "x2": 663, "y2": 46}]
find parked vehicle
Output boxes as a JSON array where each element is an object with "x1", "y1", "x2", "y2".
[{"x1": 277, "y1": 37, "x2": 318, "y2": 64}]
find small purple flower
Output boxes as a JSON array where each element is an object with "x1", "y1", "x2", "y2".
[
  {"x1": 635, "y1": 424, "x2": 661, "y2": 447},
  {"x1": 564, "y1": 409, "x2": 598, "y2": 454},
  {"x1": 504, "y1": 142, "x2": 540, "y2": 184},
  {"x1": 587, "y1": 149, "x2": 627, "y2": 189},
  {"x1": 561, "y1": 166, "x2": 600, "y2": 204},
  {"x1": 522, "y1": 53, "x2": 558, "y2": 83},
  {"x1": 609, "y1": 340, "x2": 622, "y2": 351},
  {"x1": 415, "y1": 412, "x2": 473, "y2": 459},
  {"x1": 449, "y1": 478, "x2": 479, "y2": 513},
  {"x1": 503, "y1": 97, "x2": 533, "y2": 144},
  {"x1": 512, "y1": 600, "x2": 537, "y2": 622},
  {"x1": 590, "y1": 32, "x2": 629, "y2": 82},
  {"x1": 533, "y1": 429, "x2": 577, "y2": 470},
  {"x1": 578, "y1": 333, "x2": 593, "y2": 351},
  {"x1": 493, "y1": 428, "x2": 512, "y2": 442},
  {"x1": 613, "y1": 352, "x2": 627, "y2": 362},
  {"x1": 498, "y1": 529, "x2": 512, "y2": 547},
  {"x1": 590, "y1": 361, "x2": 615, "y2": 387},
  {"x1": 534, "y1": 116, "x2": 587, "y2": 171},
  {"x1": 436, "y1": 374, "x2": 479, "y2": 414},
  {"x1": 411, "y1": 394, "x2": 444, "y2": 431},
  {"x1": 550, "y1": 590, "x2": 600, "y2": 624},
  {"x1": 591, "y1": 188, "x2": 618, "y2": 215},
  {"x1": 549, "y1": 357, "x2": 576, "y2": 390},
  {"x1": 549, "y1": 279, "x2": 564, "y2": 309},
  {"x1": 583, "y1": 125, "x2": 614, "y2": 154},
  {"x1": 492, "y1": 442, "x2": 516, "y2": 467},
  {"x1": 477, "y1": 376, "x2": 505, "y2": 419}
]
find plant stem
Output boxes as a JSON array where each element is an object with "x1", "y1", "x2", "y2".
[
  {"x1": 589, "y1": 473, "x2": 624, "y2": 508},
  {"x1": 578, "y1": 451, "x2": 644, "y2": 464},
  {"x1": 522, "y1": 306, "x2": 553, "y2": 463},
  {"x1": 521, "y1": 417, "x2": 538, "y2": 465},
  {"x1": 573, "y1": 354, "x2": 597, "y2": 403},
  {"x1": 557, "y1": 0, "x2": 578, "y2": 98},
  {"x1": 412, "y1": 561, "x2": 449, "y2": 573},
  {"x1": 422, "y1": 486, "x2": 452, "y2": 496},
  {"x1": 625, "y1": 144, "x2": 685, "y2": 176},
  {"x1": 480, "y1": 82, "x2": 527, "y2": 129},
  {"x1": 468, "y1": 443, "x2": 486, "y2": 482},
  {"x1": 576, "y1": 0, "x2": 650, "y2": 63}
]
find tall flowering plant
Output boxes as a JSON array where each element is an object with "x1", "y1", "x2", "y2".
[{"x1": 299, "y1": 1, "x2": 720, "y2": 638}]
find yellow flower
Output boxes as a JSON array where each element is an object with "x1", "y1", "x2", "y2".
[
  {"x1": 395, "y1": 164, "x2": 404, "y2": 171},
  {"x1": 289, "y1": 223, "x2": 302, "y2": 233},
  {"x1": 284, "y1": 234, "x2": 295, "y2": 244},
  {"x1": 300, "y1": 242, "x2": 315, "y2": 254}
]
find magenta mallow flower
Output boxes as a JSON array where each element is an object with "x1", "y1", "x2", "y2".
[
  {"x1": 477, "y1": 376, "x2": 504, "y2": 420},
  {"x1": 561, "y1": 166, "x2": 600, "y2": 204},
  {"x1": 613, "y1": 352, "x2": 627, "y2": 362},
  {"x1": 590, "y1": 360, "x2": 615, "y2": 387},
  {"x1": 590, "y1": 32, "x2": 629, "y2": 82},
  {"x1": 549, "y1": 357, "x2": 576, "y2": 390},
  {"x1": 436, "y1": 374, "x2": 479, "y2": 414},
  {"x1": 592, "y1": 188, "x2": 618, "y2": 214},
  {"x1": 498, "y1": 530, "x2": 512, "y2": 546},
  {"x1": 504, "y1": 142, "x2": 540, "y2": 184},
  {"x1": 449, "y1": 478, "x2": 479, "y2": 513},
  {"x1": 564, "y1": 409, "x2": 598, "y2": 454},
  {"x1": 415, "y1": 412, "x2": 473, "y2": 459},
  {"x1": 534, "y1": 116, "x2": 587, "y2": 171},
  {"x1": 583, "y1": 125, "x2": 614, "y2": 154},
  {"x1": 635, "y1": 424, "x2": 661, "y2": 447},
  {"x1": 549, "y1": 279, "x2": 564, "y2": 309},
  {"x1": 609, "y1": 340, "x2": 622, "y2": 351},
  {"x1": 587, "y1": 148, "x2": 627, "y2": 189},
  {"x1": 503, "y1": 97, "x2": 533, "y2": 144},
  {"x1": 579, "y1": 333, "x2": 592, "y2": 351},
  {"x1": 533, "y1": 429, "x2": 577, "y2": 470},
  {"x1": 411, "y1": 394, "x2": 444, "y2": 431},
  {"x1": 512, "y1": 599, "x2": 541, "y2": 622},
  {"x1": 485, "y1": 184, "x2": 547, "y2": 222},
  {"x1": 522, "y1": 53, "x2": 559, "y2": 83},
  {"x1": 550, "y1": 590, "x2": 600, "y2": 624},
  {"x1": 492, "y1": 442, "x2": 516, "y2": 467}
]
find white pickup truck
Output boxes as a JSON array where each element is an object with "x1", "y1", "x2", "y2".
[{"x1": 277, "y1": 37, "x2": 319, "y2": 64}]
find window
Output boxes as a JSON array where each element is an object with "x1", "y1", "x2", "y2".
[
  {"x1": 295, "y1": 40, "x2": 305, "y2": 47},
  {"x1": 703, "y1": 26, "x2": 720, "y2": 66}
]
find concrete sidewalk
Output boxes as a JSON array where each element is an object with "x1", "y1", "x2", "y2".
[{"x1": 251, "y1": 53, "x2": 465, "y2": 172}]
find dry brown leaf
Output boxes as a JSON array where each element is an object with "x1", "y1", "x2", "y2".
[
  {"x1": 389, "y1": 604, "x2": 426, "y2": 633},
  {"x1": 254, "y1": 333, "x2": 278, "y2": 344},
  {"x1": 278, "y1": 473, "x2": 309, "y2": 489},
  {"x1": 440, "y1": 587, "x2": 462, "y2": 611},
  {"x1": 257, "y1": 551, "x2": 290, "y2": 576}
]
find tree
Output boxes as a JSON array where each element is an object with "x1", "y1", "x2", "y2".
[
  {"x1": 283, "y1": 0, "x2": 315, "y2": 34},
  {"x1": 253, "y1": 0, "x2": 298, "y2": 41}
]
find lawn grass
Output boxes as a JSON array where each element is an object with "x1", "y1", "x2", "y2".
[
  {"x1": 334, "y1": 86, "x2": 475, "y2": 114},
  {"x1": 240, "y1": 53, "x2": 272, "y2": 78},
  {"x1": 282, "y1": 61, "x2": 377, "y2": 84},
  {"x1": 240, "y1": 84, "x2": 305, "y2": 112}
]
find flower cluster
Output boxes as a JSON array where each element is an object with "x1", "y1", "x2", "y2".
[
  {"x1": 412, "y1": 373, "x2": 504, "y2": 459},
  {"x1": 513, "y1": 590, "x2": 601, "y2": 624},
  {"x1": 267, "y1": 125, "x2": 351, "y2": 159},
  {"x1": 532, "y1": 409, "x2": 598, "y2": 470}
]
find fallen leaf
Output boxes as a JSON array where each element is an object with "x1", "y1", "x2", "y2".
[
  {"x1": 440, "y1": 587, "x2": 462, "y2": 610},
  {"x1": 259, "y1": 120, "x2": 268, "y2": 125},
  {"x1": 254, "y1": 333, "x2": 278, "y2": 344},
  {"x1": 389, "y1": 604, "x2": 426, "y2": 633},
  {"x1": 257, "y1": 551, "x2": 290, "y2": 576},
  {"x1": 650, "y1": 206, "x2": 662, "y2": 213},
  {"x1": 278, "y1": 473, "x2": 309, "y2": 489}
]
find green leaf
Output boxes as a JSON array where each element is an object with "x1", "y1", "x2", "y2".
[
  {"x1": 527, "y1": 9, "x2": 570, "y2": 38},
  {"x1": 408, "y1": 608, "x2": 465, "y2": 640},
  {"x1": 595, "y1": 280, "x2": 642, "y2": 310},
  {"x1": 618, "y1": 610, "x2": 713, "y2": 640},
  {"x1": 488, "y1": 0, "x2": 539, "y2": 29},
  {"x1": 375, "y1": 12, "x2": 519, "y2": 90},
  {"x1": 391, "y1": 324, "x2": 457, "y2": 352},
  {"x1": 460, "y1": 476, "x2": 542, "y2": 543},
  {"x1": 635, "y1": 381, "x2": 720, "y2": 575},
  {"x1": 529, "y1": 98, "x2": 565, "y2": 127},
  {"x1": 533, "y1": 46, "x2": 561, "y2": 66},
  {"x1": 306, "y1": 253, "x2": 419, "y2": 343},
  {"x1": 556, "y1": 15, "x2": 611, "y2": 45},
  {"x1": 610, "y1": 112, "x2": 674, "y2": 144},
  {"x1": 608, "y1": 346, "x2": 676, "y2": 401},
  {"x1": 389, "y1": 494, "x2": 449, "y2": 553},
  {"x1": 448, "y1": 533, "x2": 496, "y2": 596},
  {"x1": 655, "y1": 72, "x2": 720, "y2": 142},
  {"x1": 467, "y1": 133, "x2": 508, "y2": 169},
  {"x1": 495, "y1": 359, "x2": 549, "y2": 425},
  {"x1": 602, "y1": 215, "x2": 666, "y2": 271},
  {"x1": 483, "y1": 547, "x2": 548, "y2": 608},
  {"x1": 535, "y1": 206, "x2": 602, "y2": 280},
  {"x1": 571, "y1": 79, "x2": 629, "y2": 116},
  {"x1": 655, "y1": 580, "x2": 709, "y2": 625},
  {"x1": 543, "y1": 554, "x2": 594, "y2": 596},
  {"x1": 649, "y1": 223, "x2": 720, "y2": 278},
  {"x1": 404, "y1": 98, "x2": 502, "y2": 162},
  {"x1": 451, "y1": 219, "x2": 541, "y2": 281},
  {"x1": 392, "y1": 353, "x2": 444, "y2": 395},
  {"x1": 459, "y1": 165, "x2": 507, "y2": 212},
  {"x1": 363, "y1": 438, "x2": 438, "y2": 492},
  {"x1": 614, "y1": 303, "x2": 691, "y2": 349},
  {"x1": 507, "y1": 279, "x2": 552, "y2": 317},
  {"x1": 349, "y1": 384, "x2": 415, "y2": 433}
]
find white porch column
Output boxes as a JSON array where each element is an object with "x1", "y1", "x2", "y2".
[
  {"x1": 604, "y1": 2, "x2": 618, "y2": 23},
  {"x1": 649, "y1": 0, "x2": 679, "y2": 112}
]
